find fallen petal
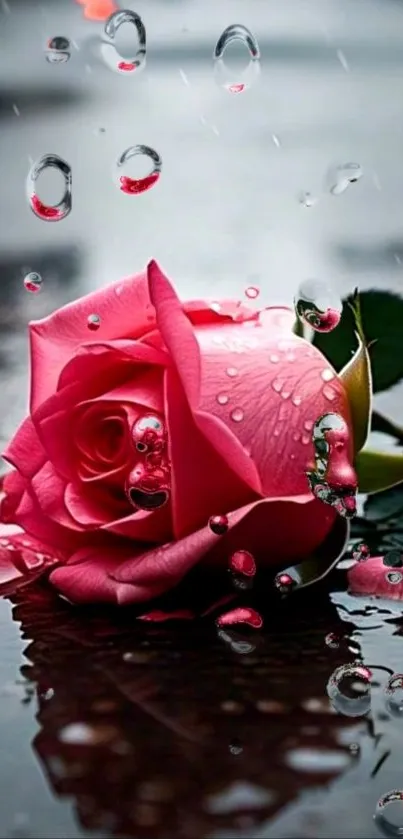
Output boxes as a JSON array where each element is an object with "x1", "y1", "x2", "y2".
[{"x1": 348, "y1": 556, "x2": 403, "y2": 601}]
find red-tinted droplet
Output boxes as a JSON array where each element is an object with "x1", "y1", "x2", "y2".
[
  {"x1": 229, "y1": 550, "x2": 256, "y2": 577},
  {"x1": 216, "y1": 607, "x2": 263, "y2": 629},
  {"x1": 352, "y1": 542, "x2": 370, "y2": 562},
  {"x1": 117, "y1": 61, "x2": 136, "y2": 72},
  {"x1": 274, "y1": 572, "x2": 296, "y2": 594},
  {"x1": 119, "y1": 172, "x2": 160, "y2": 195},
  {"x1": 208, "y1": 514, "x2": 229, "y2": 536},
  {"x1": 30, "y1": 194, "x2": 63, "y2": 220},
  {"x1": 228, "y1": 83, "x2": 246, "y2": 94}
]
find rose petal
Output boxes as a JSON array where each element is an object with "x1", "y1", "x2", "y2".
[
  {"x1": 184, "y1": 299, "x2": 258, "y2": 327},
  {"x1": 31, "y1": 463, "x2": 84, "y2": 531},
  {"x1": 0, "y1": 524, "x2": 61, "y2": 596},
  {"x1": 64, "y1": 482, "x2": 128, "y2": 528},
  {"x1": 3, "y1": 416, "x2": 46, "y2": 479},
  {"x1": 148, "y1": 261, "x2": 261, "y2": 494},
  {"x1": 49, "y1": 550, "x2": 138, "y2": 604},
  {"x1": 29, "y1": 269, "x2": 156, "y2": 411},
  {"x1": 348, "y1": 556, "x2": 403, "y2": 601},
  {"x1": 165, "y1": 367, "x2": 258, "y2": 538},
  {"x1": 102, "y1": 505, "x2": 172, "y2": 544}
]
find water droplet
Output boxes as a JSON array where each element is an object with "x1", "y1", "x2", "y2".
[
  {"x1": 384, "y1": 674, "x2": 403, "y2": 719},
  {"x1": 326, "y1": 662, "x2": 372, "y2": 717},
  {"x1": 273, "y1": 426, "x2": 281, "y2": 437},
  {"x1": 285, "y1": 352, "x2": 295, "y2": 362},
  {"x1": 294, "y1": 279, "x2": 342, "y2": 333},
  {"x1": 209, "y1": 514, "x2": 229, "y2": 536},
  {"x1": 213, "y1": 24, "x2": 260, "y2": 93},
  {"x1": 307, "y1": 471, "x2": 357, "y2": 519},
  {"x1": 374, "y1": 790, "x2": 403, "y2": 835},
  {"x1": 323, "y1": 384, "x2": 337, "y2": 402},
  {"x1": 329, "y1": 162, "x2": 363, "y2": 196},
  {"x1": 115, "y1": 145, "x2": 161, "y2": 195},
  {"x1": 245, "y1": 285, "x2": 259, "y2": 299},
  {"x1": 229, "y1": 550, "x2": 256, "y2": 577},
  {"x1": 292, "y1": 395, "x2": 302, "y2": 406},
  {"x1": 229, "y1": 740, "x2": 243, "y2": 755},
  {"x1": 126, "y1": 459, "x2": 170, "y2": 511},
  {"x1": 45, "y1": 35, "x2": 71, "y2": 64},
  {"x1": 299, "y1": 191, "x2": 317, "y2": 208},
  {"x1": 132, "y1": 414, "x2": 166, "y2": 454},
  {"x1": 226, "y1": 366, "x2": 238, "y2": 378},
  {"x1": 301, "y1": 434, "x2": 310, "y2": 445},
  {"x1": 87, "y1": 313, "x2": 101, "y2": 331},
  {"x1": 325, "y1": 632, "x2": 340, "y2": 649},
  {"x1": 321, "y1": 368, "x2": 335, "y2": 382},
  {"x1": 352, "y1": 543, "x2": 370, "y2": 562},
  {"x1": 27, "y1": 154, "x2": 72, "y2": 221},
  {"x1": 100, "y1": 9, "x2": 146, "y2": 74},
  {"x1": 281, "y1": 391, "x2": 290, "y2": 400},
  {"x1": 217, "y1": 393, "x2": 229, "y2": 405},
  {"x1": 269, "y1": 354, "x2": 279, "y2": 363},
  {"x1": 230, "y1": 408, "x2": 244, "y2": 423},
  {"x1": 24, "y1": 271, "x2": 42, "y2": 293},
  {"x1": 386, "y1": 571, "x2": 403, "y2": 585},
  {"x1": 383, "y1": 549, "x2": 403, "y2": 568},
  {"x1": 274, "y1": 572, "x2": 296, "y2": 595},
  {"x1": 304, "y1": 419, "x2": 314, "y2": 431},
  {"x1": 272, "y1": 378, "x2": 283, "y2": 393},
  {"x1": 292, "y1": 431, "x2": 300, "y2": 442}
]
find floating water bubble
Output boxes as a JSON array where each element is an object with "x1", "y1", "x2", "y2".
[
  {"x1": 329, "y1": 162, "x2": 363, "y2": 196},
  {"x1": 87, "y1": 313, "x2": 101, "y2": 331},
  {"x1": 374, "y1": 790, "x2": 403, "y2": 837},
  {"x1": 353, "y1": 542, "x2": 370, "y2": 562},
  {"x1": 27, "y1": 154, "x2": 72, "y2": 221},
  {"x1": 384, "y1": 674, "x2": 403, "y2": 719},
  {"x1": 45, "y1": 36, "x2": 71, "y2": 64},
  {"x1": 131, "y1": 415, "x2": 165, "y2": 455},
  {"x1": 383, "y1": 550, "x2": 403, "y2": 568},
  {"x1": 115, "y1": 145, "x2": 161, "y2": 195},
  {"x1": 274, "y1": 572, "x2": 296, "y2": 595},
  {"x1": 294, "y1": 279, "x2": 342, "y2": 332},
  {"x1": 385, "y1": 571, "x2": 403, "y2": 585},
  {"x1": 213, "y1": 24, "x2": 260, "y2": 93},
  {"x1": 326, "y1": 662, "x2": 372, "y2": 717},
  {"x1": 23, "y1": 272, "x2": 42, "y2": 293},
  {"x1": 209, "y1": 514, "x2": 229, "y2": 536},
  {"x1": 100, "y1": 9, "x2": 146, "y2": 74},
  {"x1": 229, "y1": 550, "x2": 256, "y2": 577},
  {"x1": 245, "y1": 285, "x2": 259, "y2": 299}
]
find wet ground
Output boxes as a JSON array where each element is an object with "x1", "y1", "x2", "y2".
[{"x1": 0, "y1": 0, "x2": 403, "y2": 836}]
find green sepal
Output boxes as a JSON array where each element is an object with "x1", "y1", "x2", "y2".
[{"x1": 338, "y1": 290, "x2": 373, "y2": 454}]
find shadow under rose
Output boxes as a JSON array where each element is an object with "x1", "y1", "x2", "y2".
[{"x1": 9, "y1": 583, "x2": 368, "y2": 839}]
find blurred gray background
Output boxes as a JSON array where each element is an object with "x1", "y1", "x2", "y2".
[{"x1": 1, "y1": 0, "x2": 403, "y2": 449}]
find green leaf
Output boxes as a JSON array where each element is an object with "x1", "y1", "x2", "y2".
[
  {"x1": 339, "y1": 331, "x2": 372, "y2": 454},
  {"x1": 355, "y1": 448, "x2": 403, "y2": 494},
  {"x1": 313, "y1": 289, "x2": 403, "y2": 394}
]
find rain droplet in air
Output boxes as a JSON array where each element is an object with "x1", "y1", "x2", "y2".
[
  {"x1": 115, "y1": 145, "x2": 161, "y2": 195},
  {"x1": 328, "y1": 162, "x2": 363, "y2": 196},
  {"x1": 384, "y1": 674, "x2": 403, "y2": 718},
  {"x1": 24, "y1": 272, "x2": 43, "y2": 293},
  {"x1": 294, "y1": 278, "x2": 342, "y2": 333},
  {"x1": 326, "y1": 662, "x2": 372, "y2": 717},
  {"x1": 100, "y1": 9, "x2": 146, "y2": 74},
  {"x1": 26, "y1": 154, "x2": 72, "y2": 221},
  {"x1": 209, "y1": 514, "x2": 229, "y2": 536},
  {"x1": 244, "y1": 285, "x2": 259, "y2": 299},
  {"x1": 87, "y1": 313, "x2": 101, "y2": 331},
  {"x1": 45, "y1": 36, "x2": 71, "y2": 64},
  {"x1": 213, "y1": 24, "x2": 260, "y2": 94}
]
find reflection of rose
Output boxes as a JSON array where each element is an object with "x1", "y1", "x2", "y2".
[{"x1": 1, "y1": 260, "x2": 353, "y2": 605}]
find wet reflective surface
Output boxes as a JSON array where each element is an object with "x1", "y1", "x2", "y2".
[{"x1": 1, "y1": 0, "x2": 403, "y2": 835}]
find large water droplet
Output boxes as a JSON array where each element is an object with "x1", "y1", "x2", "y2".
[
  {"x1": 294, "y1": 279, "x2": 342, "y2": 333},
  {"x1": 230, "y1": 407, "x2": 244, "y2": 422},
  {"x1": 274, "y1": 572, "x2": 296, "y2": 595},
  {"x1": 24, "y1": 272, "x2": 43, "y2": 293},
  {"x1": 217, "y1": 393, "x2": 229, "y2": 405},
  {"x1": 115, "y1": 145, "x2": 161, "y2": 195},
  {"x1": 329, "y1": 162, "x2": 363, "y2": 196},
  {"x1": 27, "y1": 154, "x2": 72, "y2": 221},
  {"x1": 326, "y1": 662, "x2": 372, "y2": 717},
  {"x1": 131, "y1": 414, "x2": 165, "y2": 454},
  {"x1": 384, "y1": 674, "x2": 403, "y2": 719},
  {"x1": 100, "y1": 9, "x2": 146, "y2": 74},
  {"x1": 45, "y1": 36, "x2": 71, "y2": 64},
  {"x1": 213, "y1": 24, "x2": 260, "y2": 94}
]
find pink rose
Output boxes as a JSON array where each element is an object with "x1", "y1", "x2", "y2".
[{"x1": 0, "y1": 260, "x2": 354, "y2": 606}]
